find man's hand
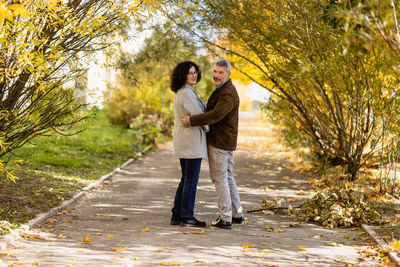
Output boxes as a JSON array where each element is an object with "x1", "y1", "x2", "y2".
[{"x1": 182, "y1": 116, "x2": 191, "y2": 127}]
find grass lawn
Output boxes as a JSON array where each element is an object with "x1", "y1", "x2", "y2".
[{"x1": 0, "y1": 109, "x2": 163, "y2": 232}]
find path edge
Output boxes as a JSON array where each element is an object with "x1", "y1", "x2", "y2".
[
  {"x1": 0, "y1": 158, "x2": 135, "y2": 250},
  {"x1": 362, "y1": 224, "x2": 400, "y2": 267}
]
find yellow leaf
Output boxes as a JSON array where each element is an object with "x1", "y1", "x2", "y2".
[
  {"x1": 241, "y1": 244, "x2": 256, "y2": 248},
  {"x1": 140, "y1": 227, "x2": 149, "y2": 232},
  {"x1": 64, "y1": 220, "x2": 72, "y2": 223},
  {"x1": 111, "y1": 247, "x2": 127, "y2": 252},
  {"x1": 299, "y1": 247, "x2": 308, "y2": 251},
  {"x1": 89, "y1": 232, "x2": 102, "y2": 236},
  {"x1": 104, "y1": 234, "x2": 115, "y2": 238},
  {"x1": 379, "y1": 246, "x2": 394, "y2": 253},
  {"x1": 241, "y1": 248, "x2": 250, "y2": 252},
  {"x1": 190, "y1": 229, "x2": 204, "y2": 234},
  {"x1": 45, "y1": 0, "x2": 61, "y2": 10},
  {"x1": 282, "y1": 176, "x2": 290, "y2": 179},
  {"x1": 57, "y1": 234, "x2": 66, "y2": 239},
  {"x1": 67, "y1": 265, "x2": 80, "y2": 267},
  {"x1": 8, "y1": 4, "x2": 28, "y2": 18},
  {"x1": 156, "y1": 249, "x2": 163, "y2": 252},
  {"x1": 21, "y1": 233, "x2": 42, "y2": 239},
  {"x1": 157, "y1": 262, "x2": 181, "y2": 266},
  {"x1": 82, "y1": 237, "x2": 92, "y2": 242},
  {"x1": 196, "y1": 259, "x2": 213, "y2": 264},
  {"x1": 390, "y1": 241, "x2": 400, "y2": 250},
  {"x1": 263, "y1": 210, "x2": 275, "y2": 215},
  {"x1": 262, "y1": 242, "x2": 269, "y2": 246},
  {"x1": 0, "y1": 5, "x2": 13, "y2": 22}
]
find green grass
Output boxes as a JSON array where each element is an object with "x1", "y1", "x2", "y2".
[{"x1": 0, "y1": 109, "x2": 163, "y2": 231}]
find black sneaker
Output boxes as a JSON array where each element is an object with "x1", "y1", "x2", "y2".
[
  {"x1": 180, "y1": 217, "x2": 206, "y2": 227},
  {"x1": 232, "y1": 216, "x2": 245, "y2": 224},
  {"x1": 212, "y1": 217, "x2": 232, "y2": 229},
  {"x1": 170, "y1": 213, "x2": 180, "y2": 225}
]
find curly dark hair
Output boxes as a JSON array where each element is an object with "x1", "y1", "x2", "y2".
[{"x1": 170, "y1": 61, "x2": 201, "y2": 93}]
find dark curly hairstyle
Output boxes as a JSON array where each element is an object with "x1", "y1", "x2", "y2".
[{"x1": 170, "y1": 61, "x2": 201, "y2": 93}]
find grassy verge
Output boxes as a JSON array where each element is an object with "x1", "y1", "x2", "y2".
[{"x1": 0, "y1": 110, "x2": 165, "y2": 233}]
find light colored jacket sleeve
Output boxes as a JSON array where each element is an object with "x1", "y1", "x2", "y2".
[{"x1": 181, "y1": 88, "x2": 209, "y2": 132}]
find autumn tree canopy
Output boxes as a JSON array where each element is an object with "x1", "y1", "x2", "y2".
[
  {"x1": 0, "y1": 0, "x2": 160, "y2": 179},
  {"x1": 164, "y1": 0, "x2": 400, "y2": 179}
]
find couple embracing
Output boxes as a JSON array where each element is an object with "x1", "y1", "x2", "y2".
[{"x1": 170, "y1": 59, "x2": 244, "y2": 230}]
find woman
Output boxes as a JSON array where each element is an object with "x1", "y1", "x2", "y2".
[{"x1": 170, "y1": 61, "x2": 208, "y2": 227}]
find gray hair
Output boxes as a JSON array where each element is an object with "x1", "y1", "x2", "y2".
[{"x1": 215, "y1": 59, "x2": 231, "y2": 73}]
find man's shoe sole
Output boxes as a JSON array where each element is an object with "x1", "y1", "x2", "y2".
[{"x1": 180, "y1": 223, "x2": 206, "y2": 227}]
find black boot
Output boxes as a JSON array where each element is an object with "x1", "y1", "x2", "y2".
[{"x1": 180, "y1": 217, "x2": 206, "y2": 227}]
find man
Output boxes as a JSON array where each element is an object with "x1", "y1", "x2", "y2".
[{"x1": 182, "y1": 59, "x2": 244, "y2": 229}]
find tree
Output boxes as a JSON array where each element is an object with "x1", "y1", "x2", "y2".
[
  {"x1": 0, "y1": 0, "x2": 160, "y2": 179},
  {"x1": 165, "y1": 0, "x2": 400, "y2": 179},
  {"x1": 105, "y1": 24, "x2": 214, "y2": 128}
]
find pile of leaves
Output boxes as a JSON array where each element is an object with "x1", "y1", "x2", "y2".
[{"x1": 290, "y1": 188, "x2": 381, "y2": 228}]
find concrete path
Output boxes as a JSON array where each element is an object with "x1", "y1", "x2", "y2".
[{"x1": 1, "y1": 111, "x2": 380, "y2": 266}]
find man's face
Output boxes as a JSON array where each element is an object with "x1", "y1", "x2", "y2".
[{"x1": 213, "y1": 65, "x2": 230, "y2": 86}]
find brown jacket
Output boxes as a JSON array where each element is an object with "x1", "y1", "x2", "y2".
[{"x1": 190, "y1": 79, "x2": 239, "y2": 151}]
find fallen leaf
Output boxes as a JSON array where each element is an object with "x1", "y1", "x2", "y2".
[
  {"x1": 196, "y1": 259, "x2": 214, "y2": 264},
  {"x1": 379, "y1": 246, "x2": 394, "y2": 253},
  {"x1": 390, "y1": 241, "x2": 400, "y2": 250},
  {"x1": 82, "y1": 237, "x2": 92, "y2": 243},
  {"x1": 263, "y1": 210, "x2": 275, "y2": 215},
  {"x1": 190, "y1": 229, "x2": 204, "y2": 234},
  {"x1": 90, "y1": 232, "x2": 102, "y2": 236},
  {"x1": 282, "y1": 176, "x2": 290, "y2": 180},
  {"x1": 64, "y1": 220, "x2": 72, "y2": 223},
  {"x1": 326, "y1": 242, "x2": 340, "y2": 247},
  {"x1": 156, "y1": 249, "x2": 163, "y2": 252},
  {"x1": 382, "y1": 256, "x2": 396, "y2": 267},
  {"x1": 299, "y1": 247, "x2": 308, "y2": 251},
  {"x1": 242, "y1": 244, "x2": 256, "y2": 248},
  {"x1": 21, "y1": 233, "x2": 42, "y2": 239},
  {"x1": 58, "y1": 234, "x2": 66, "y2": 239},
  {"x1": 262, "y1": 242, "x2": 269, "y2": 246},
  {"x1": 46, "y1": 218, "x2": 57, "y2": 223},
  {"x1": 157, "y1": 262, "x2": 181, "y2": 266},
  {"x1": 140, "y1": 227, "x2": 149, "y2": 232},
  {"x1": 111, "y1": 247, "x2": 127, "y2": 252},
  {"x1": 104, "y1": 234, "x2": 115, "y2": 238}
]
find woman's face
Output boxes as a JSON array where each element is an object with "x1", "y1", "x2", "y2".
[{"x1": 185, "y1": 66, "x2": 198, "y2": 86}]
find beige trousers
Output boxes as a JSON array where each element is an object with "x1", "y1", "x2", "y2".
[{"x1": 208, "y1": 144, "x2": 243, "y2": 222}]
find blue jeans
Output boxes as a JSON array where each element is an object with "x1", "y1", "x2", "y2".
[{"x1": 172, "y1": 158, "x2": 202, "y2": 219}]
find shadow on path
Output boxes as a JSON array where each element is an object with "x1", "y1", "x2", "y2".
[{"x1": 1, "y1": 111, "x2": 380, "y2": 266}]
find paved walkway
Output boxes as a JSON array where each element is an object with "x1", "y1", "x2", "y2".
[{"x1": 1, "y1": 111, "x2": 380, "y2": 266}]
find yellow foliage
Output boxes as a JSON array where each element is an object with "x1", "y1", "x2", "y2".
[{"x1": 8, "y1": 4, "x2": 28, "y2": 18}]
